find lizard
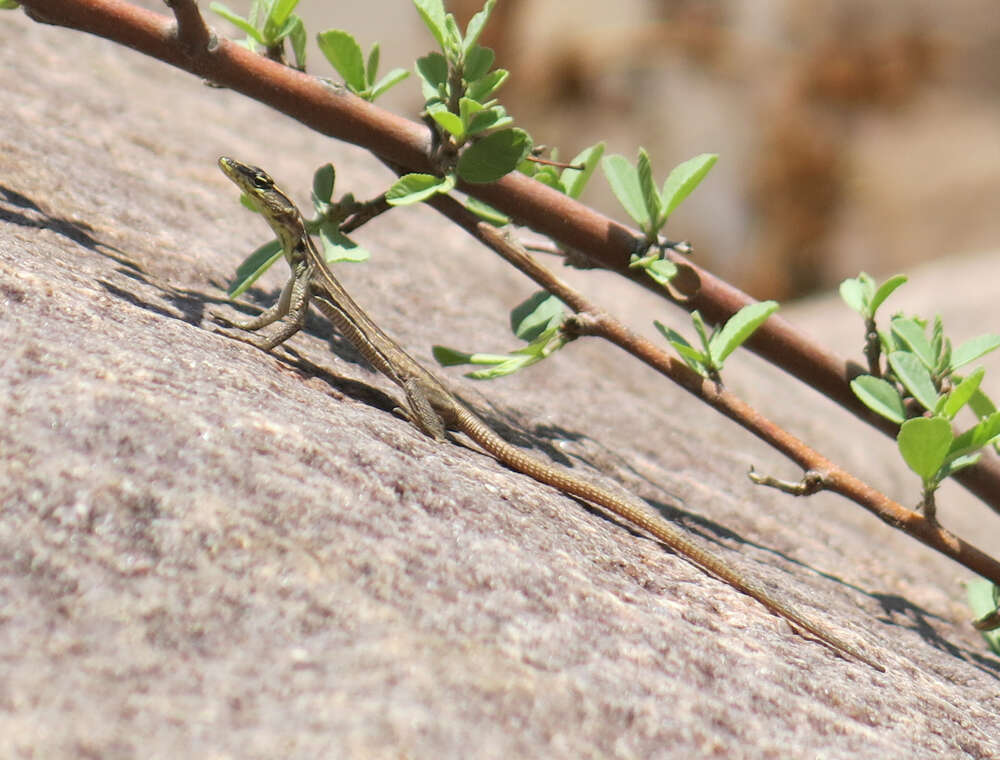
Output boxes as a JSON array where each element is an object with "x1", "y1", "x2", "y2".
[{"x1": 213, "y1": 156, "x2": 885, "y2": 672}]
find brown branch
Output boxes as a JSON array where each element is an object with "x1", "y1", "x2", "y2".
[
  {"x1": 420, "y1": 192, "x2": 1000, "y2": 585},
  {"x1": 16, "y1": 0, "x2": 1000, "y2": 512}
]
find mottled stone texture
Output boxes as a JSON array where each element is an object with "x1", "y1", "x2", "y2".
[{"x1": 1, "y1": 10, "x2": 999, "y2": 760}]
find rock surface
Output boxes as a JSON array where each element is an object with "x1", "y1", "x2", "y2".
[{"x1": 2, "y1": 8, "x2": 1000, "y2": 759}]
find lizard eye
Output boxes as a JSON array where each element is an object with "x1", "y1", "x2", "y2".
[{"x1": 251, "y1": 173, "x2": 272, "y2": 190}]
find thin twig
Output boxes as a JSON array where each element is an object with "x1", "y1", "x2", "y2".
[
  {"x1": 748, "y1": 468, "x2": 825, "y2": 496},
  {"x1": 164, "y1": 0, "x2": 212, "y2": 56},
  {"x1": 419, "y1": 191, "x2": 1000, "y2": 585},
  {"x1": 340, "y1": 195, "x2": 391, "y2": 234}
]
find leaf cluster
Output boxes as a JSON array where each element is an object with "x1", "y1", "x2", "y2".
[
  {"x1": 843, "y1": 273, "x2": 1000, "y2": 495},
  {"x1": 433, "y1": 292, "x2": 568, "y2": 379},
  {"x1": 211, "y1": 0, "x2": 306, "y2": 70},
  {"x1": 656, "y1": 301, "x2": 779, "y2": 381},
  {"x1": 602, "y1": 149, "x2": 717, "y2": 243},
  {"x1": 387, "y1": 0, "x2": 533, "y2": 205},
  {"x1": 317, "y1": 30, "x2": 409, "y2": 102}
]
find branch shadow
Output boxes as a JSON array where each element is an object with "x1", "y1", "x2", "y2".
[{"x1": 0, "y1": 184, "x2": 138, "y2": 270}]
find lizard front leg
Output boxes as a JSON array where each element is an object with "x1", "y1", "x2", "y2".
[{"x1": 213, "y1": 261, "x2": 311, "y2": 351}]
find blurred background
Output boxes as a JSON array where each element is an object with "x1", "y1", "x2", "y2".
[{"x1": 254, "y1": 0, "x2": 999, "y2": 301}]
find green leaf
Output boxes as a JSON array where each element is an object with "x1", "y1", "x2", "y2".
[
  {"x1": 967, "y1": 580, "x2": 1000, "y2": 649},
  {"x1": 317, "y1": 30, "x2": 366, "y2": 91},
  {"x1": 463, "y1": 44, "x2": 495, "y2": 82},
  {"x1": 466, "y1": 356, "x2": 537, "y2": 379},
  {"x1": 838, "y1": 277, "x2": 867, "y2": 316},
  {"x1": 560, "y1": 142, "x2": 605, "y2": 199},
  {"x1": 636, "y1": 148, "x2": 663, "y2": 234},
  {"x1": 935, "y1": 337, "x2": 952, "y2": 376},
  {"x1": 660, "y1": 153, "x2": 717, "y2": 219},
  {"x1": 285, "y1": 17, "x2": 307, "y2": 69},
  {"x1": 947, "y1": 411, "x2": 1000, "y2": 462},
  {"x1": 227, "y1": 238, "x2": 284, "y2": 297},
  {"x1": 879, "y1": 327, "x2": 904, "y2": 355},
  {"x1": 939, "y1": 452, "x2": 980, "y2": 480},
  {"x1": 0, "y1": 1, "x2": 21, "y2": 9},
  {"x1": 653, "y1": 320, "x2": 687, "y2": 347},
  {"x1": 459, "y1": 96, "x2": 485, "y2": 121},
  {"x1": 365, "y1": 43, "x2": 380, "y2": 86},
  {"x1": 413, "y1": 0, "x2": 448, "y2": 51},
  {"x1": 891, "y1": 317, "x2": 936, "y2": 370},
  {"x1": 869, "y1": 274, "x2": 907, "y2": 315},
  {"x1": 466, "y1": 106, "x2": 511, "y2": 135},
  {"x1": 602, "y1": 155, "x2": 649, "y2": 230},
  {"x1": 897, "y1": 416, "x2": 953, "y2": 484},
  {"x1": 951, "y1": 334, "x2": 1000, "y2": 371},
  {"x1": 311, "y1": 163, "x2": 335, "y2": 205},
  {"x1": 690, "y1": 311, "x2": 712, "y2": 357},
  {"x1": 432, "y1": 345, "x2": 481, "y2": 366},
  {"x1": 707, "y1": 301, "x2": 779, "y2": 367},
  {"x1": 369, "y1": 68, "x2": 410, "y2": 100},
  {"x1": 939, "y1": 367, "x2": 984, "y2": 420},
  {"x1": 246, "y1": 0, "x2": 264, "y2": 27},
  {"x1": 635, "y1": 257, "x2": 678, "y2": 287},
  {"x1": 850, "y1": 376, "x2": 907, "y2": 424},
  {"x1": 268, "y1": 0, "x2": 299, "y2": 26},
  {"x1": 319, "y1": 225, "x2": 370, "y2": 263},
  {"x1": 456, "y1": 128, "x2": 532, "y2": 183},
  {"x1": 443, "y1": 14, "x2": 463, "y2": 56},
  {"x1": 674, "y1": 344, "x2": 711, "y2": 375},
  {"x1": 274, "y1": 15, "x2": 299, "y2": 42},
  {"x1": 238, "y1": 192, "x2": 260, "y2": 214},
  {"x1": 969, "y1": 387, "x2": 998, "y2": 420},
  {"x1": 888, "y1": 350, "x2": 940, "y2": 412},
  {"x1": 432, "y1": 346, "x2": 539, "y2": 380},
  {"x1": 462, "y1": 0, "x2": 496, "y2": 57},
  {"x1": 385, "y1": 173, "x2": 455, "y2": 205},
  {"x1": 529, "y1": 165, "x2": 561, "y2": 189},
  {"x1": 464, "y1": 196, "x2": 509, "y2": 225},
  {"x1": 466, "y1": 69, "x2": 508, "y2": 102},
  {"x1": 210, "y1": 2, "x2": 265, "y2": 43},
  {"x1": 431, "y1": 109, "x2": 465, "y2": 139},
  {"x1": 416, "y1": 52, "x2": 449, "y2": 95},
  {"x1": 510, "y1": 292, "x2": 565, "y2": 341},
  {"x1": 654, "y1": 321, "x2": 709, "y2": 375}
]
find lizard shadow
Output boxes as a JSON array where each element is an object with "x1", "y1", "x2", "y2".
[
  {"x1": 212, "y1": 291, "x2": 425, "y2": 416},
  {"x1": 100, "y1": 275, "x2": 212, "y2": 326},
  {"x1": 101, "y1": 276, "x2": 416, "y2": 446}
]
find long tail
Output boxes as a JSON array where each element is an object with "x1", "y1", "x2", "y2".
[{"x1": 456, "y1": 406, "x2": 885, "y2": 672}]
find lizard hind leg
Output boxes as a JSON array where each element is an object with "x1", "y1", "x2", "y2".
[{"x1": 398, "y1": 377, "x2": 448, "y2": 441}]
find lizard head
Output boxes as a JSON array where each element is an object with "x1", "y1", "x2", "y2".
[{"x1": 218, "y1": 157, "x2": 304, "y2": 256}]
